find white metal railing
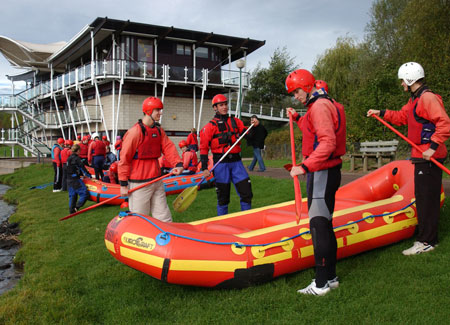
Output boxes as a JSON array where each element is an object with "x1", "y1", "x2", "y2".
[
  {"x1": 0, "y1": 60, "x2": 250, "y2": 106},
  {"x1": 229, "y1": 100, "x2": 306, "y2": 121}
]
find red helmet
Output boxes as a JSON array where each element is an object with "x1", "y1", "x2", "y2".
[
  {"x1": 77, "y1": 135, "x2": 81, "y2": 140},
  {"x1": 178, "y1": 140, "x2": 188, "y2": 148},
  {"x1": 102, "y1": 135, "x2": 107, "y2": 140},
  {"x1": 109, "y1": 161, "x2": 118, "y2": 174},
  {"x1": 285, "y1": 69, "x2": 315, "y2": 93},
  {"x1": 142, "y1": 97, "x2": 163, "y2": 115},
  {"x1": 212, "y1": 94, "x2": 228, "y2": 107},
  {"x1": 65, "y1": 140, "x2": 71, "y2": 146},
  {"x1": 57, "y1": 138, "x2": 64, "y2": 145},
  {"x1": 314, "y1": 80, "x2": 328, "y2": 93},
  {"x1": 82, "y1": 135, "x2": 88, "y2": 141}
]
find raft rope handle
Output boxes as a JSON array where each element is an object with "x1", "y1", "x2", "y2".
[{"x1": 123, "y1": 200, "x2": 416, "y2": 249}]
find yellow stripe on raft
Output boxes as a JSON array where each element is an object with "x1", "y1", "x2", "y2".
[
  {"x1": 170, "y1": 259, "x2": 247, "y2": 272},
  {"x1": 237, "y1": 195, "x2": 405, "y2": 238},
  {"x1": 300, "y1": 217, "x2": 417, "y2": 258},
  {"x1": 253, "y1": 252, "x2": 292, "y2": 266},
  {"x1": 105, "y1": 239, "x2": 115, "y2": 253},
  {"x1": 120, "y1": 246, "x2": 165, "y2": 269}
]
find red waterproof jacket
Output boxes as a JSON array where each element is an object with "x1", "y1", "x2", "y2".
[
  {"x1": 61, "y1": 148, "x2": 71, "y2": 164},
  {"x1": 118, "y1": 121, "x2": 182, "y2": 184},
  {"x1": 182, "y1": 150, "x2": 198, "y2": 172},
  {"x1": 200, "y1": 114, "x2": 246, "y2": 155},
  {"x1": 293, "y1": 96, "x2": 346, "y2": 173},
  {"x1": 383, "y1": 88, "x2": 450, "y2": 159},
  {"x1": 187, "y1": 133, "x2": 198, "y2": 146},
  {"x1": 51, "y1": 145, "x2": 62, "y2": 167}
]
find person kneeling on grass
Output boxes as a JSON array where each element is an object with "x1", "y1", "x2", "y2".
[{"x1": 67, "y1": 144, "x2": 91, "y2": 213}]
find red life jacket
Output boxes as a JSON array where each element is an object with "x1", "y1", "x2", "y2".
[
  {"x1": 302, "y1": 96, "x2": 346, "y2": 159},
  {"x1": 133, "y1": 121, "x2": 162, "y2": 159},
  {"x1": 79, "y1": 142, "x2": 89, "y2": 158},
  {"x1": 209, "y1": 116, "x2": 241, "y2": 154},
  {"x1": 61, "y1": 148, "x2": 71, "y2": 164},
  {"x1": 407, "y1": 88, "x2": 438, "y2": 145},
  {"x1": 184, "y1": 150, "x2": 198, "y2": 172},
  {"x1": 91, "y1": 140, "x2": 106, "y2": 156}
]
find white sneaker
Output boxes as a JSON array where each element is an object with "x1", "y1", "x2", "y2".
[
  {"x1": 297, "y1": 280, "x2": 331, "y2": 296},
  {"x1": 312, "y1": 276, "x2": 339, "y2": 289},
  {"x1": 402, "y1": 241, "x2": 435, "y2": 255},
  {"x1": 53, "y1": 189, "x2": 62, "y2": 193}
]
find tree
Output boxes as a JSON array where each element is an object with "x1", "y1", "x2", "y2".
[{"x1": 246, "y1": 47, "x2": 299, "y2": 106}]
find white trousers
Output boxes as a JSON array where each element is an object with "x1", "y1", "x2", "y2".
[{"x1": 128, "y1": 180, "x2": 172, "y2": 222}]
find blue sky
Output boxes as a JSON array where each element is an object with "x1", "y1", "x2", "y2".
[{"x1": 0, "y1": 0, "x2": 374, "y2": 92}]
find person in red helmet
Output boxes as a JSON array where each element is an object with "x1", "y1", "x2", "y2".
[
  {"x1": 186, "y1": 127, "x2": 198, "y2": 152},
  {"x1": 51, "y1": 137, "x2": 65, "y2": 192},
  {"x1": 314, "y1": 80, "x2": 329, "y2": 93},
  {"x1": 118, "y1": 96, "x2": 183, "y2": 222},
  {"x1": 60, "y1": 140, "x2": 73, "y2": 191},
  {"x1": 88, "y1": 133, "x2": 106, "y2": 180},
  {"x1": 115, "y1": 135, "x2": 123, "y2": 160},
  {"x1": 79, "y1": 136, "x2": 89, "y2": 166},
  {"x1": 103, "y1": 161, "x2": 119, "y2": 184},
  {"x1": 286, "y1": 69, "x2": 346, "y2": 296},
  {"x1": 200, "y1": 94, "x2": 253, "y2": 216},
  {"x1": 367, "y1": 62, "x2": 450, "y2": 255},
  {"x1": 178, "y1": 140, "x2": 198, "y2": 174}
]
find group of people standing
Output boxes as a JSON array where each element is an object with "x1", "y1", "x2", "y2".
[{"x1": 53, "y1": 61, "x2": 449, "y2": 296}]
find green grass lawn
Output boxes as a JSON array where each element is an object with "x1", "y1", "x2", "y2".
[{"x1": 0, "y1": 164, "x2": 449, "y2": 324}]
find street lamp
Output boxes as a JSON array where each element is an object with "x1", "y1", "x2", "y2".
[{"x1": 236, "y1": 59, "x2": 246, "y2": 119}]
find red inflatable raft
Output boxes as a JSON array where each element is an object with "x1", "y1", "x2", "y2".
[
  {"x1": 84, "y1": 172, "x2": 215, "y2": 205},
  {"x1": 104, "y1": 160, "x2": 444, "y2": 288}
]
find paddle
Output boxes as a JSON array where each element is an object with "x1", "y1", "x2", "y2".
[
  {"x1": 372, "y1": 114, "x2": 450, "y2": 175},
  {"x1": 60, "y1": 173, "x2": 173, "y2": 221},
  {"x1": 289, "y1": 112, "x2": 302, "y2": 223},
  {"x1": 173, "y1": 123, "x2": 255, "y2": 213}
]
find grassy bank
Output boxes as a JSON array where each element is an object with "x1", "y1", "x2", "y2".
[{"x1": 0, "y1": 164, "x2": 449, "y2": 324}]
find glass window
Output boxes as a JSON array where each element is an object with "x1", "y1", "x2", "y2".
[
  {"x1": 138, "y1": 39, "x2": 154, "y2": 62},
  {"x1": 177, "y1": 44, "x2": 185, "y2": 55},
  {"x1": 185, "y1": 46, "x2": 191, "y2": 56},
  {"x1": 196, "y1": 47, "x2": 208, "y2": 58}
]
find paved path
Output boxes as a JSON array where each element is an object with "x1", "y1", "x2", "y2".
[{"x1": 247, "y1": 167, "x2": 450, "y2": 196}]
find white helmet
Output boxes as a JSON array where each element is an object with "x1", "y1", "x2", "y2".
[
  {"x1": 91, "y1": 132, "x2": 99, "y2": 139},
  {"x1": 398, "y1": 62, "x2": 424, "y2": 86}
]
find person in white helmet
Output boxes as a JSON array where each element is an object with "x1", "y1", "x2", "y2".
[{"x1": 367, "y1": 62, "x2": 450, "y2": 255}]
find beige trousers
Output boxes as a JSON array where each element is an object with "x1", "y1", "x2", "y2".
[{"x1": 128, "y1": 180, "x2": 172, "y2": 222}]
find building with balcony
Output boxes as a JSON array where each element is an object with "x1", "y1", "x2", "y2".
[{"x1": 0, "y1": 17, "x2": 270, "y2": 156}]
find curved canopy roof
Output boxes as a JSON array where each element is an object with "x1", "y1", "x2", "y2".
[{"x1": 0, "y1": 36, "x2": 66, "y2": 72}]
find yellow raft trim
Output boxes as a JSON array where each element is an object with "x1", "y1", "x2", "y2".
[
  {"x1": 300, "y1": 217, "x2": 417, "y2": 258},
  {"x1": 253, "y1": 251, "x2": 292, "y2": 266},
  {"x1": 170, "y1": 259, "x2": 247, "y2": 272},
  {"x1": 236, "y1": 195, "x2": 406, "y2": 238},
  {"x1": 105, "y1": 239, "x2": 115, "y2": 253},
  {"x1": 120, "y1": 246, "x2": 165, "y2": 269}
]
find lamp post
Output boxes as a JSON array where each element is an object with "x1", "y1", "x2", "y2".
[{"x1": 235, "y1": 59, "x2": 246, "y2": 119}]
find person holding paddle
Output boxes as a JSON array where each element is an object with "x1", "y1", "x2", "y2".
[
  {"x1": 286, "y1": 70, "x2": 346, "y2": 296},
  {"x1": 118, "y1": 97, "x2": 183, "y2": 222},
  {"x1": 200, "y1": 94, "x2": 253, "y2": 216},
  {"x1": 367, "y1": 62, "x2": 450, "y2": 255}
]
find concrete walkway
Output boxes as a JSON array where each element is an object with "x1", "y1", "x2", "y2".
[{"x1": 0, "y1": 158, "x2": 50, "y2": 175}]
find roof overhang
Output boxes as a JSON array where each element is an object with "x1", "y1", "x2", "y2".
[{"x1": 48, "y1": 17, "x2": 265, "y2": 68}]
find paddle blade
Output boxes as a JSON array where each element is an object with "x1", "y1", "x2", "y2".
[{"x1": 172, "y1": 186, "x2": 199, "y2": 213}]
